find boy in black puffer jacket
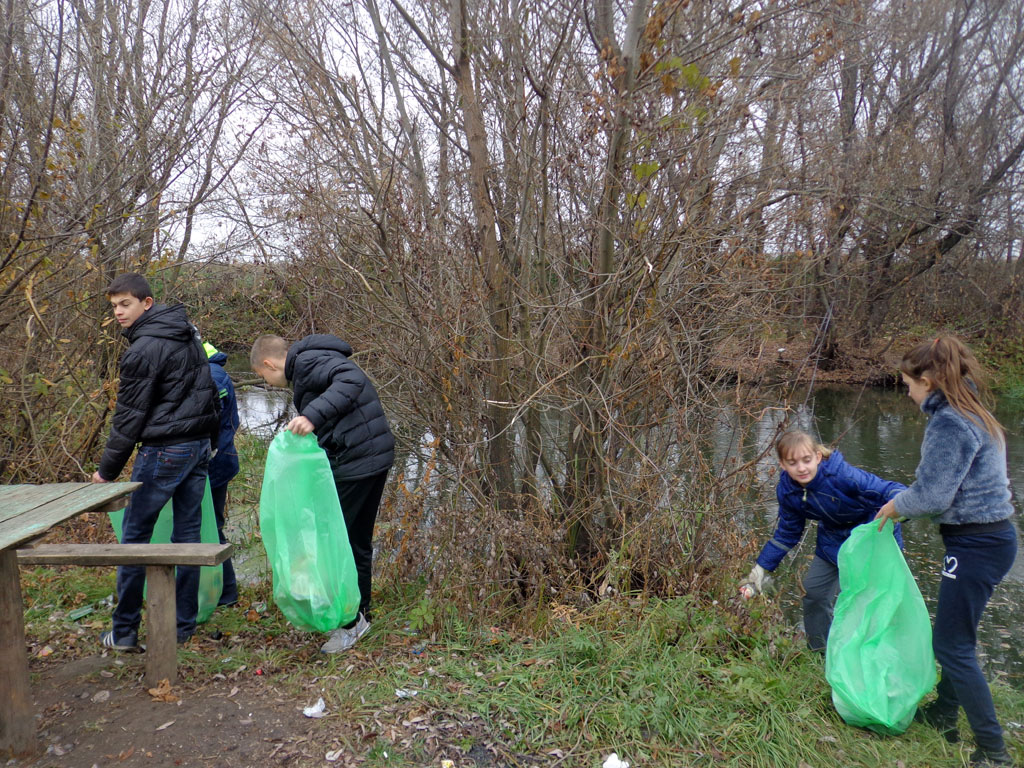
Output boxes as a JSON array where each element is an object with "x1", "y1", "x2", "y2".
[
  {"x1": 93, "y1": 273, "x2": 220, "y2": 649},
  {"x1": 251, "y1": 333, "x2": 394, "y2": 653}
]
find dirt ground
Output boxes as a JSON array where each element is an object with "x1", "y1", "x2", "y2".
[
  {"x1": 17, "y1": 653, "x2": 350, "y2": 768},
  {"x1": 13, "y1": 643, "x2": 506, "y2": 768}
]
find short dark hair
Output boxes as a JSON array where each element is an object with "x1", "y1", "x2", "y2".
[{"x1": 105, "y1": 273, "x2": 153, "y2": 301}]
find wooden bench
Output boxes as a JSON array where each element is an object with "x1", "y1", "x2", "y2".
[{"x1": 17, "y1": 542, "x2": 233, "y2": 687}]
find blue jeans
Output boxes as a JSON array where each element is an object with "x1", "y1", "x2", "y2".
[
  {"x1": 931, "y1": 525, "x2": 1017, "y2": 751},
  {"x1": 113, "y1": 440, "x2": 211, "y2": 641}
]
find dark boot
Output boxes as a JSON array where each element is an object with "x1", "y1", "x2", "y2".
[
  {"x1": 914, "y1": 702, "x2": 960, "y2": 743},
  {"x1": 970, "y1": 747, "x2": 1015, "y2": 767}
]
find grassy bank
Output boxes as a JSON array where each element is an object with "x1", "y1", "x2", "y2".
[
  {"x1": 21, "y1": 431, "x2": 1023, "y2": 766},
  {"x1": 18, "y1": 560, "x2": 1024, "y2": 767}
]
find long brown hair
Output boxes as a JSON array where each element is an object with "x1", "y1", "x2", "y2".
[{"x1": 899, "y1": 336, "x2": 1004, "y2": 443}]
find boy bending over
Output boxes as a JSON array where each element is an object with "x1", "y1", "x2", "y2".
[{"x1": 251, "y1": 333, "x2": 394, "y2": 653}]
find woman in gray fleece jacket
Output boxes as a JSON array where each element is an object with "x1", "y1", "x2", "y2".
[{"x1": 876, "y1": 336, "x2": 1016, "y2": 768}]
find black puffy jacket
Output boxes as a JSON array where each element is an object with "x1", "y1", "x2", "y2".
[
  {"x1": 97, "y1": 304, "x2": 220, "y2": 480},
  {"x1": 286, "y1": 334, "x2": 394, "y2": 480}
]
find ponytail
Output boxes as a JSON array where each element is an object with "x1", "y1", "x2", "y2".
[{"x1": 899, "y1": 336, "x2": 1004, "y2": 444}]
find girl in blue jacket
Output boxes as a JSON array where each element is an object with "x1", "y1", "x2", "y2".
[
  {"x1": 741, "y1": 430, "x2": 905, "y2": 651},
  {"x1": 876, "y1": 337, "x2": 1016, "y2": 768}
]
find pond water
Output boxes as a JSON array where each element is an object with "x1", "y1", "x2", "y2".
[{"x1": 233, "y1": 380, "x2": 1024, "y2": 687}]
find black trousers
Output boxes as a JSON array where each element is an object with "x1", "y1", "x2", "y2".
[
  {"x1": 210, "y1": 482, "x2": 239, "y2": 604},
  {"x1": 931, "y1": 525, "x2": 1017, "y2": 751},
  {"x1": 334, "y1": 469, "x2": 390, "y2": 625}
]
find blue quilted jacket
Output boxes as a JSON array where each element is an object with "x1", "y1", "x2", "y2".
[
  {"x1": 757, "y1": 450, "x2": 905, "y2": 571},
  {"x1": 893, "y1": 390, "x2": 1013, "y2": 525}
]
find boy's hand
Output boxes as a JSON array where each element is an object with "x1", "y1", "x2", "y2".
[
  {"x1": 286, "y1": 415, "x2": 315, "y2": 436},
  {"x1": 91, "y1": 471, "x2": 107, "y2": 483},
  {"x1": 875, "y1": 499, "x2": 900, "y2": 531}
]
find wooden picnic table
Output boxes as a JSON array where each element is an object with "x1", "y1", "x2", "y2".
[{"x1": 0, "y1": 481, "x2": 140, "y2": 758}]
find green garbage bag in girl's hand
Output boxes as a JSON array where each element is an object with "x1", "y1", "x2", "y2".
[
  {"x1": 825, "y1": 520, "x2": 936, "y2": 735},
  {"x1": 108, "y1": 481, "x2": 223, "y2": 624},
  {"x1": 259, "y1": 431, "x2": 360, "y2": 632}
]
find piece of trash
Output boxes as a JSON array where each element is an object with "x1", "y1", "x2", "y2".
[
  {"x1": 155, "y1": 720, "x2": 175, "y2": 731},
  {"x1": 603, "y1": 753, "x2": 630, "y2": 768},
  {"x1": 326, "y1": 749, "x2": 343, "y2": 762},
  {"x1": 91, "y1": 690, "x2": 110, "y2": 703},
  {"x1": 441, "y1": 760, "x2": 455, "y2": 768},
  {"x1": 395, "y1": 689, "x2": 418, "y2": 699},
  {"x1": 68, "y1": 606, "x2": 95, "y2": 620},
  {"x1": 148, "y1": 679, "x2": 180, "y2": 703},
  {"x1": 38, "y1": 645, "x2": 54, "y2": 658},
  {"x1": 255, "y1": 668, "x2": 264, "y2": 676},
  {"x1": 303, "y1": 697, "x2": 327, "y2": 718},
  {"x1": 239, "y1": 718, "x2": 253, "y2": 726}
]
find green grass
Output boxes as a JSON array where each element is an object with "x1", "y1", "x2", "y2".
[{"x1": 20, "y1": 565, "x2": 1024, "y2": 767}]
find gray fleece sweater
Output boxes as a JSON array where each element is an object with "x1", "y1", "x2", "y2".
[{"x1": 893, "y1": 389, "x2": 1013, "y2": 525}]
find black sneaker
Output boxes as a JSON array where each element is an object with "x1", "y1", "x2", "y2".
[
  {"x1": 100, "y1": 629, "x2": 139, "y2": 651},
  {"x1": 970, "y1": 747, "x2": 1016, "y2": 767},
  {"x1": 914, "y1": 702, "x2": 960, "y2": 743}
]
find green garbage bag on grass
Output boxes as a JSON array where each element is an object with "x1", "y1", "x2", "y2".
[
  {"x1": 259, "y1": 431, "x2": 359, "y2": 632},
  {"x1": 108, "y1": 481, "x2": 224, "y2": 624},
  {"x1": 825, "y1": 519, "x2": 936, "y2": 735}
]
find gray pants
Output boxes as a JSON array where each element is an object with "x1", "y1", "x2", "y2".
[{"x1": 802, "y1": 556, "x2": 840, "y2": 652}]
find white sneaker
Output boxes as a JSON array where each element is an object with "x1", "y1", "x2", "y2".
[{"x1": 320, "y1": 613, "x2": 370, "y2": 654}]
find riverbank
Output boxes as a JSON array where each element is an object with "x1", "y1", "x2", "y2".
[
  {"x1": 15, "y1": 566, "x2": 1024, "y2": 768},
  {"x1": 716, "y1": 327, "x2": 1024, "y2": 395}
]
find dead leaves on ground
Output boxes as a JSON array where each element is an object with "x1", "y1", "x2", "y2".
[{"x1": 147, "y1": 677, "x2": 179, "y2": 702}]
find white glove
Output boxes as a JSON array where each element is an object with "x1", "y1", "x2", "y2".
[{"x1": 739, "y1": 564, "x2": 768, "y2": 597}]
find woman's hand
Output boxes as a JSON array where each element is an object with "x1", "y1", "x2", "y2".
[{"x1": 875, "y1": 499, "x2": 901, "y2": 531}]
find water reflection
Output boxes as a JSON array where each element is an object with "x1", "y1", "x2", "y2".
[{"x1": 236, "y1": 386, "x2": 291, "y2": 437}]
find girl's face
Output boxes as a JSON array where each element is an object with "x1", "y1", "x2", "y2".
[
  {"x1": 780, "y1": 444, "x2": 822, "y2": 486},
  {"x1": 901, "y1": 372, "x2": 933, "y2": 406}
]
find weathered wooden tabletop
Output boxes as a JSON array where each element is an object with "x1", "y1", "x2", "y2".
[
  {"x1": 0, "y1": 482, "x2": 142, "y2": 552},
  {"x1": 1, "y1": 481, "x2": 140, "y2": 757}
]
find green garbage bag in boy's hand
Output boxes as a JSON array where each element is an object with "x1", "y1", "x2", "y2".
[
  {"x1": 259, "y1": 431, "x2": 360, "y2": 632},
  {"x1": 825, "y1": 519, "x2": 936, "y2": 735},
  {"x1": 108, "y1": 481, "x2": 223, "y2": 624}
]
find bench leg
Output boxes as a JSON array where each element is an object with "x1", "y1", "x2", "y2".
[
  {"x1": 145, "y1": 565, "x2": 176, "y2": 688},
  {"x1": 0, "y1": 549, "x2": 36, "y2": 757}
]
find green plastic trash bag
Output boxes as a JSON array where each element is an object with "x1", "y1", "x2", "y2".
[
  {"x1": 108, "y1": 481, "x2": 224, "y2": 624},
  {"x1": 825, "y1": 519, "x2": 936, "y2": 735},
  {"x1": 259, "y1": 431, "x2": 359, "y2": 632}
]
